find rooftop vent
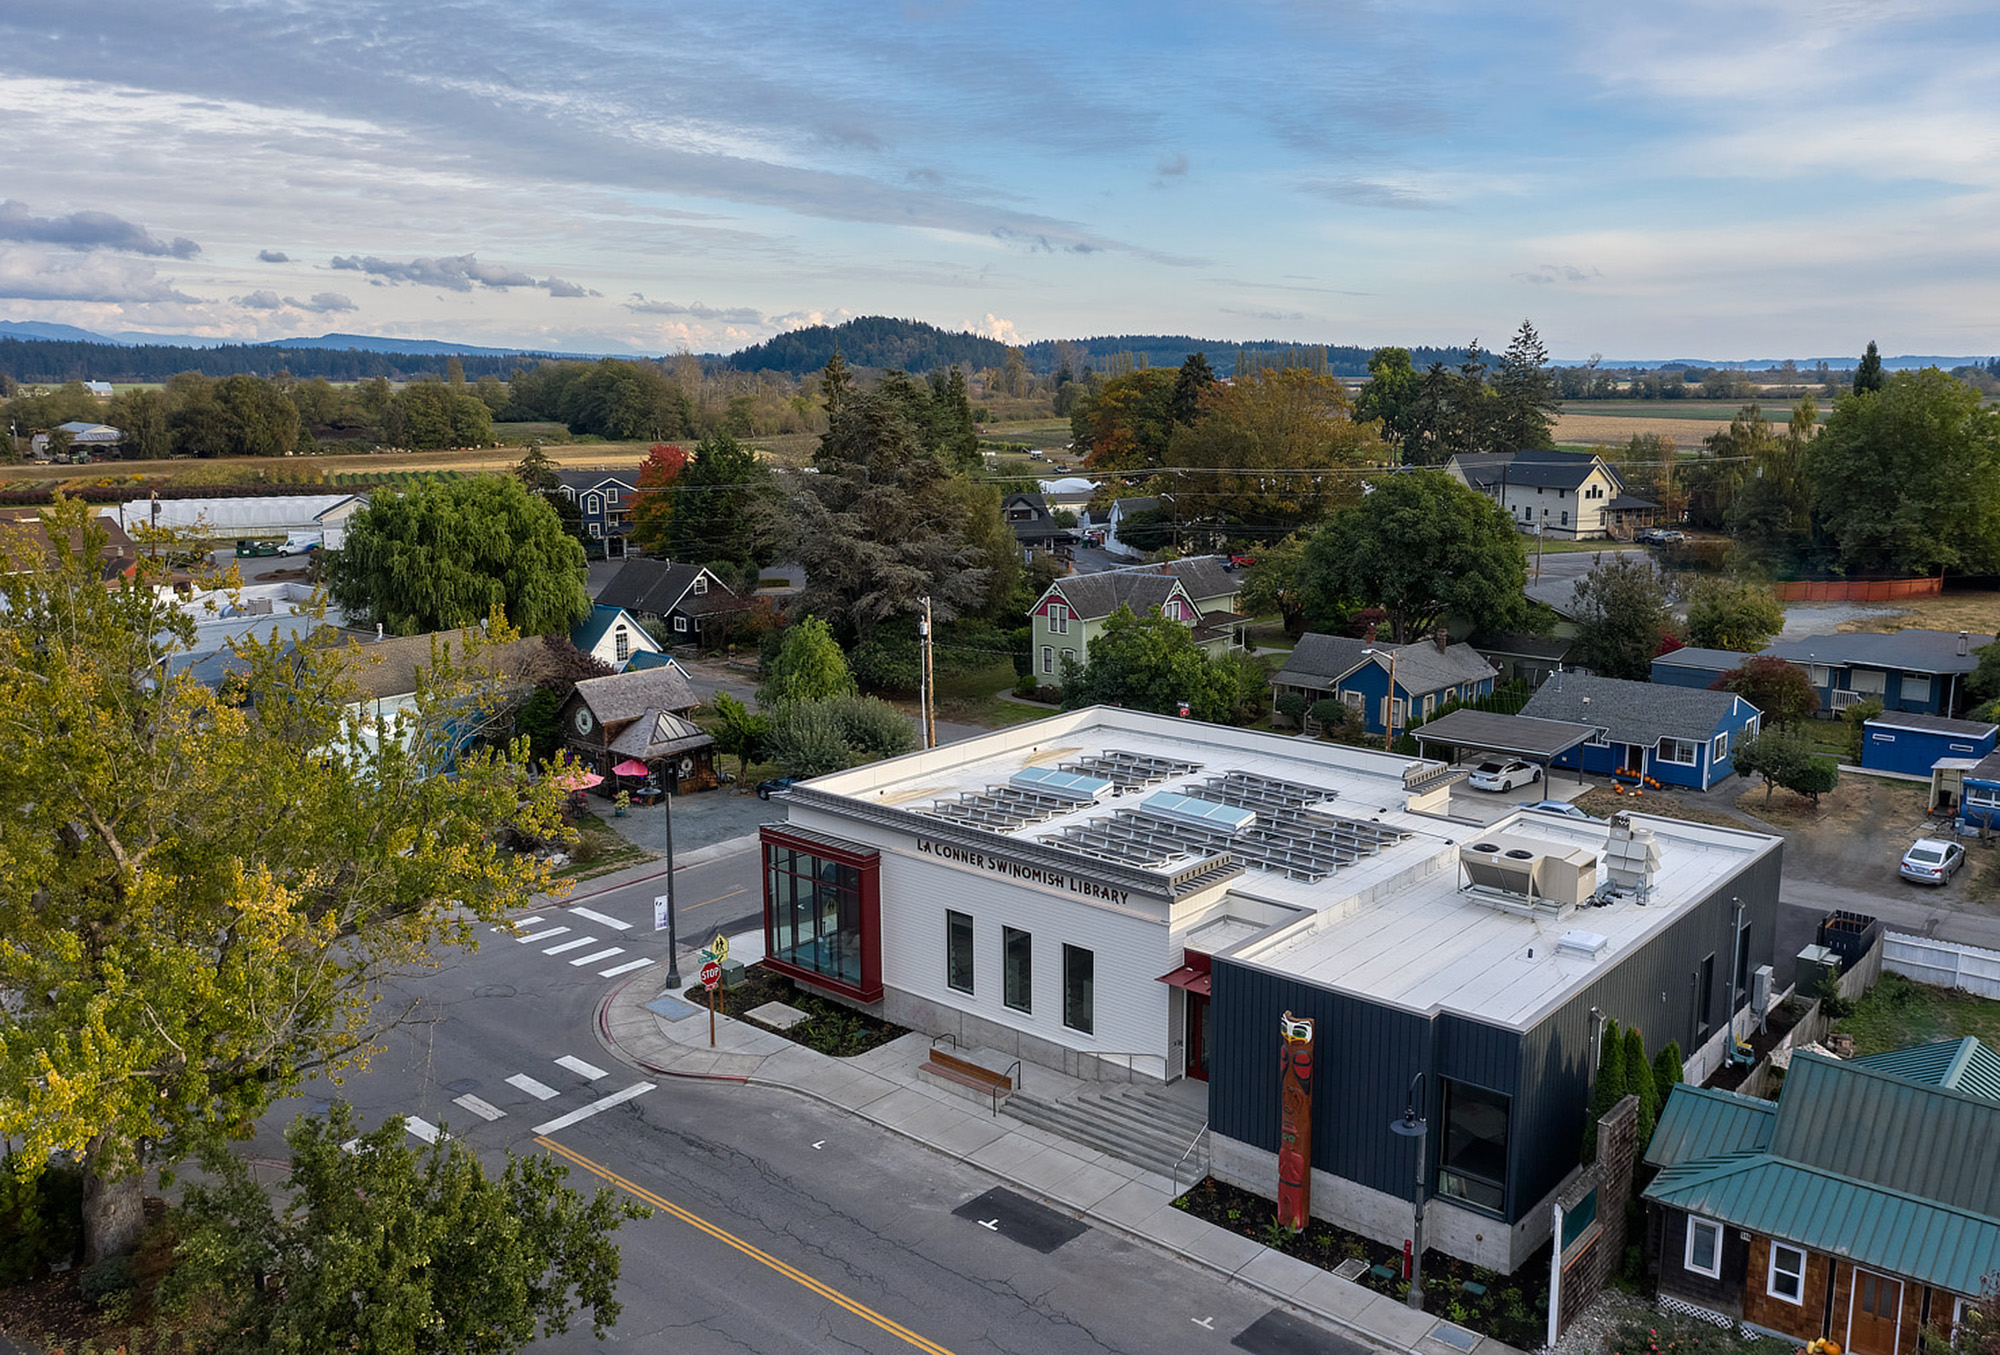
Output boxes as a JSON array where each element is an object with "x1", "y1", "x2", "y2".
[
  {"x1": 1558, "y1": 929, "x2": 1610, "y2": 957},
  {"x1": 1010, "y1": 766, "x2": 1114, "y2": 803},
  {"x1": 1137, "y1": 791, "x2": 1257, "y2": 837},
  {"x1": 1604, "y1": 814, "x2": 1661, "y2": 893}
]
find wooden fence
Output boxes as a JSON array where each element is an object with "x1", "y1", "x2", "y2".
[{"x1": 1771, "y1": 577, "x2": 1943, "y2": 602}]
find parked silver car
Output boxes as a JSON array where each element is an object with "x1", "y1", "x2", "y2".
[{"x1": 1899, "y1": 838, "x2": 1965, "y2": 885}]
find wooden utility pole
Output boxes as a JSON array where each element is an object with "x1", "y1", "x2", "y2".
[{"x1": 919, "y1": 596, "x2": 936, "y2": 750}]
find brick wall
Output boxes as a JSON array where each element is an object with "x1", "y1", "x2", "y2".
[{"x1": 1554, "y1": 1095, "x2": 1640, "y2": 1336}]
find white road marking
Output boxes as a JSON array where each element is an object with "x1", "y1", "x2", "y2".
[
  {"x1": 556, "y1": 1055, "x2": 609, "y2": 1081},
  {"x1": 979, "y1": 1218, "x2": 999, "y2": 1231},
  {"x1": 813, "y1": 1140, "x2": 826, "y2": 1150},
  {"x1": 506, "y1": 1073, "x2": 560, "y2": 1101},
  {"x1": 569, "y1": 947, "x2": 623, "y2": 966},
  {"x1": 516, "y1": 926, "x2": 571, "y2": 944},
  {"x1": 405, "y1": 1117, "x2": 446, "y2": 1144},
  {"x1": 452, "y1": 1093, "x2": 506, "y2": 1121},
  {"x1": 542, "y1": 935, "x2": 600, "y2": 955},
  {"x1": 599, "y1": 958, "x2": 653, "y2": 977},
  {"x1": 532, "y1": 1081, "x2": 654, "y2": 1134},
  {"x1": 494, "y1": 915, "x2": 544, "y2": 933},
  {"x1": 1192, "y1": 1317, "x2": 1215, "y2": 1330},
  {"x1": 571, "y1": 906, "x2": 631, "y2": 931}
]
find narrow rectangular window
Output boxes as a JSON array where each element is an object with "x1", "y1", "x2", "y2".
[
  {"x1": 1735, "y1": 922, "x2": 1753, "y2": 994},
  {"x1": 946, "y1": 910, "x2": 974, "y2": 994},
  {"x1": 1003, "y1": 927, "x2": 1032, "y2": 1013},
  {"x1": 1049, "y1": 603, "x2": 1068, "y2": 635},
  {"x1": 1768, "y1": 1242, "x2": 1805, "y2": 1302},
  {"x1": 1041, "y1": 646, "x2": 1054, "y2": 674},
  {"x1": 692, "y1": 575, "x2": 708, "y2": 595},
  {"x1": 1061, "y1": 944, "x2": 1093, "y2": 1033},
  {"x1": 614, "y1": 629, "x2": 630, "y2": 662},
  {"x1": 1698, "y1": 953, "x2": 1716, "y2": 1030},
  {"x1": 1712, "y1": 731, "x2": 1728, "y2": 761},
  {"x1": 674, "y1": 615, "x2": 689, "y2": 632},
  {"x1": 1685, "y1": 1217, "x2": 1722, "y2": 1277}
]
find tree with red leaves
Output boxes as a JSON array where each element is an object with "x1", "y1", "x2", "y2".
[{"x1": 631, "y1": 442, "x2": 687, "y2": 553}]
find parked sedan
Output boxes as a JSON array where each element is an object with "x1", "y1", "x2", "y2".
[
  {"x1": 1899, "y1": 838, "x2": 1966, "y2": 885},
  {"x1": 1467, "y1": 759, "x2": 1542, "y2": 792},
  {"x1": 756, "y1": 776, "x2": 801, "y2": 801},
  {"x1": 1518, "y1": 799, "x2": 1591, "y2": 820}
]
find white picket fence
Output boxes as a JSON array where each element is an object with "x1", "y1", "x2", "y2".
[{"x1": 1882, "y1": 931, "x2": 2000, "y2": 1000}]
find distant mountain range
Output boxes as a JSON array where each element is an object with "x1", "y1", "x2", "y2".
[{"x1": 0, "y1": 316, "x2": 1989, "y2": 376}]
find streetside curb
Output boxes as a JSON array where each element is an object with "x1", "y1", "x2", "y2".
[
  {"x1": 530, "y1": 831, "x2": 765, "y2": 912},
  {"x1": 588, "y1": 976, "x2": 1468, "y2": 1355}
]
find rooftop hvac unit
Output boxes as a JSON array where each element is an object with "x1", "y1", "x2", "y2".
[
  {"x1": 1603, "y1": 814, "x2": 1660, "y2": 893},
  {"x1": 1457, "y1": 832, "x2": 1599, "y2": 909}
]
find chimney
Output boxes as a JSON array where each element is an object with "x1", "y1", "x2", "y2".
[
  {"x1": 1433, "y1": 626, "x2": 1449, "y2": 655},
  {"x1": 1363, "y1": 622, "x2": 1378, "y2": 644},
  {"x1": 1960, "y1": 630, "x2": 1971, "y2": 657}
]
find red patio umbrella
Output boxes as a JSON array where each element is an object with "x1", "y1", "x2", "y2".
[
  {"x1": 611, "y1": 758, "x2": 651, "y2": 778},
  {"x1": 551, "y1": 763, "x2": 604, "y2": 792}
]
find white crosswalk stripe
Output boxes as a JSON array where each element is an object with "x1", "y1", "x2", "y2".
[
  {"x1": 599, "y1": 957, "x2": 653, "y2": 978},
  {"x1": 532, "y1": 1081, "x2": 654, "y2": 1135},
  {"x1": 571, "y1": 906, "x2": 632, "y2": 931},
  {"x1": 542, "y1": 935, "x2": 599, "y2": 955},
  {"x1": 556, "y1": 1055, "x2": 608, "y2": 1081},
  {"x1": 569, "y1": 947, "x2": 624, "y2": 967},
  {"x1": 506, "y1": 1073, "x2": 560, "y2": 1101},
  {"x1": 516, "y1": 925, "x2": 571, "y2": 944},
  {"x1": 406, "y1": 1117, "x2": 446, "y2": 1144},
  {"x1": 493, "y1": 915, "x2": 544, "y2": 933},
  {"x1": 452, "y1": 1093, "x2": 506, "y2": 1122}
]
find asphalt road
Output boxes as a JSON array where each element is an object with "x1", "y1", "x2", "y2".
[{"x1": 247, "y1": 850, "x2": 1376, "y2": 1355}]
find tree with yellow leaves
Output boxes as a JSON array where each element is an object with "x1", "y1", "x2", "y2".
[{"x1": 0, "y1": 501, "x2": 569, "y2": 1263}]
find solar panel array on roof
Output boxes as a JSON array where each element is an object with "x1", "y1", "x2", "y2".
[
  {"x1": 919, "y1": 785, "x2": 1083, "y2": 833},
  {"x1": 1010, "y1": 765, "x2": 1115, "y2": 802},
  {"x1": 1057, "y1": 749, "x2": 1200, "y2": 791},
  {"x1": 1040, "y1": 790, "x2": 1410, "y2": 883}
]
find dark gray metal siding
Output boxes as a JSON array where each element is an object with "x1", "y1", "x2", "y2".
[
  {"x1": 1208, "y1": 964, "x2": 1436, "y2": 1202},
  {"x1": 1513, "y1": 843, "x2": 1785, "y2": 1216},
  {"x1": 1210, "y1": 837, "x2": 1784, "y2": 1227}
]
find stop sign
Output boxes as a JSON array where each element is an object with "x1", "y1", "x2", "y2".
[{"x1": 700, "y1": 960, "x2": 722, "y2": 989}]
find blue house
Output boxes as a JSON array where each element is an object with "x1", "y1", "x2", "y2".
[
  {"x1": 1270, "y1": 631, "x2": 1499, "y2": 735},
  {"x1": 1764, "y1": 629, "x2": 1994, "y2": 719},
  {"x1": 1963, "y1": 751, "x2": 2000, "y2": 832},
  {"x1": 553, "y1": 467, "x2": 640, "y2": 556},
  {"x1": 1520, "y1": 673, "x2": 1761, "y2": 790},
  {"x1": 1860, "y1": 711, "x2": 1998, "y2": 778},
  {"x1": 1650, "y1": 647, "x2": 1753, "y2": 690}
]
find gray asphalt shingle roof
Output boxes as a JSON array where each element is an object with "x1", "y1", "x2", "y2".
[
  {"x1": 1520, "y1": 672, "x2": 1755, "y2": 744},
  {"x1": 1765, "y1": 630, "x2": 1995, "y2": 676},
  {"x1": 573, "y1": 665, "x2": 701, "y2": 722}
]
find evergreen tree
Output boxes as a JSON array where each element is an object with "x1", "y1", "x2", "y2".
[
  {"x1": 1583, "y1": 1018, "x2": 1625, "y2": 1162},
  {"x1": 1626, "y1": 1026, "x2": 1658, "y2": 1148},
  {"x1": 1853, "y1": 340, "x2": 1884, "y2": 394},
  {"x1": 1171, "y1": 351, "x2": 1218, "y2": 425},
  {"x1": 820, "y1": 347, "x2": 853, "y2": 415},
  {"x1": 1654, "y1": 1040, "x2": 1685, "y2": 1110},
  {"x1": 1494, "y1": 320, "x2": 1560, "y2": 450}
]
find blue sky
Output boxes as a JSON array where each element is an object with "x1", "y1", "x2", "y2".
[{"x1": 2, "y1": 0, "x2": 1996, "y2": 359}]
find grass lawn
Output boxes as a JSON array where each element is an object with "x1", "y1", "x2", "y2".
[
  {"x1": 933, "y1": 659, "x2": 1053, "y2": 727},
  {"x1": 550, "y1": 807, "x2": 656, "y2": 882},
  {"x1": 1838, "y1": 971, "x2": 2000, "y2": 1057},
  {"x1": 1573, "y1": 786, "x2": 1745, "y2": 828}
]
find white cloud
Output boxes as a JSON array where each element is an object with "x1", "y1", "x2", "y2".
[{"x1": 973, "y1": 313, "x2": 1021, "y2": 344}]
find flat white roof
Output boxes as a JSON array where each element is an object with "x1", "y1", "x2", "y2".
[{"x1": 797, "y1": 706, "x2": 1783, "y2": 1032}]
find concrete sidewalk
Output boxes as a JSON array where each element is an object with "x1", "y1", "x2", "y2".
[{"x1": 593, "y1": 968, "x2": 1523, "y2": 1355}]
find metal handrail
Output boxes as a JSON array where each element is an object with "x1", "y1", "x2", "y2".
[
  {"x1": 994, "y1": 1059, "x2": 1022, "y2": 1116},
  {"x1": 1171, "y1": 1120, "x2": 1209, "y2": 1200},
  {"x1": 930, "y1": 1032, "x2": 961, "y2": 1053}
]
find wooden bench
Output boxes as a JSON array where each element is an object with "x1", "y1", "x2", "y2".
[{"x1": 924, "y1": 1050, "x2": 1013, "y2": 1094}]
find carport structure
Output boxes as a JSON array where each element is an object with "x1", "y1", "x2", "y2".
[{"x1": 1411, "y1": 708, "x2": 1595, "y2": 787}]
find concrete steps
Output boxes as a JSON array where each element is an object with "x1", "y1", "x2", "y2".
[{"x1": 1003, "y1": 1083, "x2": 1210, "y2": 1180}]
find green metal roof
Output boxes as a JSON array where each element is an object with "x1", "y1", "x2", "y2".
[
  {"x1": 1645, "y1": 1046, "x2": 2000, "y2": 1297},
  {"x1": 1647, "y1": 1153, "x2": 2000, "y2": 1297},
  {"x1": 1851, "y1": 1037, "x2": 2000, "y2": 1103},
  {"x1": 1645, "y1": 1084, "x2": 1777, "y2": 1169},
  {"x1": 1772, "y1": 1053, "x2": 2000, "y2": 1218}
]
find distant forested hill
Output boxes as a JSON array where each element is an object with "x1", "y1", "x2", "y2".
[
  {"x1": 727, "y1": 317, "x2": 1010, "y2": 374},
  {"x1": 727, "y1": 315, "x2": 1469, "y2": 376},
  {"x1": 0, "y1": 338, "x2": 552, "y2": 384}
]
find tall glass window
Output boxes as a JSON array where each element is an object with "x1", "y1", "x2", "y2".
[
  {"x1": 1062, "y1": 944, "x2": 1093, "y2": 1033},
  {"x1": 1003, "y1": 927, "x2": 1032, "y2": 1013},
  {"x1": 765, "y1": 845, "x2": 864, "y2": 988},
  {"x1": 1438, "y1": 1079, "x2": 1510, "y2": 1213},
  {"x1": 946, "y1": 910, "x2": 974, "y2": 994}
]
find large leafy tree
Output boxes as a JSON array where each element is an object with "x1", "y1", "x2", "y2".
[
  {"x1": 383, "y1": 380, "x2": 493, "y2": 450},
  {"x1": 1297, "y1": 469, "x2": 1527, "y2": 643},
  {"x1": 1715, "y1": 655, "x2": 1820, "y2": 726},
  {"x1": 1355, "y1": 346, "x2": 1423, "y2": 457},
  {"x1": 327, "y1": 475, "x2": 591, "y2": 637},
  {"x1": 166, "y1": 1106, "x2": 643, "y2": 1353},
  {"x1": 1059, "y1": 605, "x2": 1238, "y2": 723},
  {"x1": 630, "y1": 442, "x2": 688, "y2": 554},
  {"x1": 757, "y1": 616, "x2": 856, "y2": 707},
  {"x1": 1068, "y1": 368, "x2": 1178, "y2": 472},
  {"x1": 1233, "y1": 532, "x2": 1313, "y2": 637},
  {"x1": 1569, "y1": 553, "x2": 1676, "y2": 680},
  {"x1": 1157, "y1": 367, "x2": 1385, "y2": 535},
  {"x1": 787, "y1": 376, "x2": 992, "y2": 639},
  {"x1": 0, "y1": 503, "x2": 567, "y2": 1261},
  {"x1": 1734, "y1": 726, "x2": 1839, "y2": 808},
  {"x1": 669, "y1": 431, "x2": 777, "y2": 565},
  {"x1": 1684, "y1": 578, "x2": 1786, "y2": 652},
  {"x1": 1809, "y1": 368, "x2": 2000, "y2": 575}
]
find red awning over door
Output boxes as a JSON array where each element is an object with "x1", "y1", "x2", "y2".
[{"x1": 1155, "y1": 964, "x2": 1212, "y2": 996}]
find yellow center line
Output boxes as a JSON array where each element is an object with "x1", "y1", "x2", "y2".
[
  {"x1": 536, "y1": 1135, "x2": 956, "y2": 1355},
  {"x1": 686, "y1": 885, "x2": 748, "y2": 909}
]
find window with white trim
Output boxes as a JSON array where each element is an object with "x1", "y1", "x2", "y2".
[
  {"x1": 1061, "y1": 648, "x2": 1075, "y2": 667},
  {"x1": 1712, "y1": 731, "x2": 1729, "y2": 761},
  {"x1": 614, "y1": 628, "x2": 630, "y2": 662},
  {"x1": 588, "y1": 522, "x2": 603, "y2": 537},
  {"x1": 1871, "y1": 732, "x2": 1894, "y2": 743},
  {"x1": 1767, "y1": 1242, "x2": 1805, "y2": 1302},
  {"x1": 1957, "y1": 1298, "x2": 1979, "y2": 1328},
  {"x1": 1048, "y1": 603, "x2": 1069, "y2": 635},
  {"x1": 1041, "y1": 645, "x2": 1054, "y2": 675},
  {"x1": 1967, "y1": 784, "x2": 2000, "y2": 808},
  {"x1": 1684, "y1": 1217, "x2": 1722, "y2": 1277},
  {"x1": 692, "y1": 575, "x2": 709, "y2": 595},
  {"x1": 1423, "y1": 693, "x2": 1436, "y2": 718},
  {"x1": 1585, "y1": 726, "x2": 1611, "y2": 748},
  {"x1": 1342, "y1": 689, "x2": 1364, "y2": 709},
  {"x1": 674, "y1": 615, "x2": 689, "y2": 632},
  {"x1": 1658, "y1": 737, "x2": 1700, "y2": 766},
  {"x1": 1807, "y1": 664, "x2": 1831, "y2": 687},
  {"x1": 1850, "y1": 668, "x2": 1886, "y2": 695}
]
